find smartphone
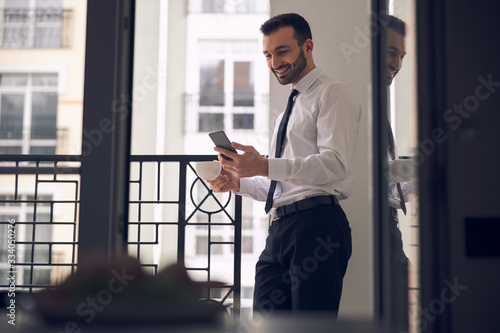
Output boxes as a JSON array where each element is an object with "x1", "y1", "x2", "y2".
[{"x1": 209, "y1": 131, "x2": 237, "y2": 160}]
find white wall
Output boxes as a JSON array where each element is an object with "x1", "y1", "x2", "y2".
[{"x1": 269, "y1": 0, "x2": 373, "y2": 319}]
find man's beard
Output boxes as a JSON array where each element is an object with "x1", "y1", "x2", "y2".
[{"x1": 275, "y1": 48, "x2": 307, "y2": 85}]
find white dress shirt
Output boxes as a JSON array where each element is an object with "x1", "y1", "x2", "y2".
[
  {"x1": 238, "y1": 68, "x2": 361, "y2": 208},
  {"x1": 387, "y1": 124, "x2": 416, "y2": 209}
]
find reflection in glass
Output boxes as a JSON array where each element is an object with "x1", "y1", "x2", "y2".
[{"x1": 381, "y1": 3, "x2": 419, "y2": 331}]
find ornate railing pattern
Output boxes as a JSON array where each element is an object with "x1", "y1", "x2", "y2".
[{"x1": 0, "y1": 154, "x2": 241, "y2": 314}]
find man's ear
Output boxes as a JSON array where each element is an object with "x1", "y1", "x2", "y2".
[{"x1": 304, "y1": 39, "x2": 314, "y2": 56}]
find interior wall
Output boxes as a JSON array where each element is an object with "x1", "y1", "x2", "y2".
[{"x1": 269, "y1": 0, "x2": 373, "y2": 318}]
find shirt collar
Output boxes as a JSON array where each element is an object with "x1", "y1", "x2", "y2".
[{"x1": 292, "y1": 67, "x2": 323, "y2": 94}]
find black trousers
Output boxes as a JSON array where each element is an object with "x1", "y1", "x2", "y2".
[
  {"x1": 253, "y1": 203, "x2": 352, "y2": 317},
  {"x1": 389, "y1": 207, "x2": 409, "y2": 330}
]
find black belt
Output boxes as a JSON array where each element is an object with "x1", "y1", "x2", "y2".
[{"x1": 271, "y1": 195, "x2": 339, "y2": 222}]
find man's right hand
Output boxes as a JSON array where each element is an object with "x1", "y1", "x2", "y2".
[{"x1": 207, "y1": 169, "x2": 240, "y2": 193}]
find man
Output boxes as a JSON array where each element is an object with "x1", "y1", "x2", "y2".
[
  {"x1": 384, "y1": 14, "x2": 415, "y2": 330},
  {"x1": 208, "y1": 13, "x2": 360, "y2": 316}
]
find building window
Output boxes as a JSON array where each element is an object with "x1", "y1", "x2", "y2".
[
  {"x1": 199, "y1": 112, "x2": 224, "y2": 132},
  {"x1": 1, "y1": 0, "x2": 66, "y2": 49},
  {"x1": 241, "y1": 198, "x2": 255, "y2": 255},
  {"x1": 233, "y1": 113, "x2": 253, "y2": 129},
  {"x1": 189, "y1": 0, "x2": 267, "y2": 14},
  {"x1": 0, "y1": 194, "x2": 53, "y2": 286},
  {"x1": 242, "y1": 235, "x2": 253, "y2": 254},
  {"x1": 201, "y1": 0, "x2": 225, "y2": 13},
  {"x1": 196, "y1": 40, "x2": 256, "y2": 132},
  {"x1": 233, "y1": 61, "x2": 254, "y2": 107},
  {"x1": 0, "y1": 73, "x2": 58, "y2": 154},
  {"x1": 199, "y1": 59, "x2": 224, "y2": 107}
]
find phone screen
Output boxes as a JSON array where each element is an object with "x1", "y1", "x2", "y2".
[{"x1": 209, "y1": 131, "x2": 237, "y2": 160}]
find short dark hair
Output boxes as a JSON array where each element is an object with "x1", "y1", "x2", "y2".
[
  {"x1": 381, "y1": 14, "x2": 406, "y2": 36},
  {"x1": 260, "y1": 13, "x2": 312, "y2": 46}
]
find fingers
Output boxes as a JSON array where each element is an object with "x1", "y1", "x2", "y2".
[
  {"x1": 214, "y1": 147, "x2": 239, "y2": 161},
  {"x1": 232, "y1": 142, "x2": 258, "y2": 154},
  {"x1": 206, "y1": 174, "x2": 229, "y2": 192},
  {"x1": 230, "y1": 142, "x2": 246, "y2": 151}
]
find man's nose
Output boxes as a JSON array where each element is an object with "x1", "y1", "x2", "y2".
[
  {"x1": 272, "y1": 56, "x2": 282, "y2": 69},
  {"x1": 389, "y1": 57, "x2": 401, "y2": 71}
]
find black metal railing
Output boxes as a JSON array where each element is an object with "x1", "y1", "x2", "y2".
[
  {"x1": 129, "y1": 155, "x2": 241, "y2": 314},
  {"x1": 0, "y1": 155, "x2": 81, "y2": 292},
  {"x1": 0, "y1": 154, "x2": 241, "y2": 314}
]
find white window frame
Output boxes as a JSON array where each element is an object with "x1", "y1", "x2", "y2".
[
  {"x1": 186, "y1": 39, "x2": 261, "y2": 134},
  {"x1": 0, "y1": 66, "x2": 66, "y2": 154}
]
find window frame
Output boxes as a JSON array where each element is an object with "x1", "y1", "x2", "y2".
[{"x1": 0, "y1": 72, "x2": 59, "y2": 154}]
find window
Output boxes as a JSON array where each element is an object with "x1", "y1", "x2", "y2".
[
  {"x1": 0, "y1": 73, "x2": 58, "y2": 154},
  {"x1": 199, "y1": 112, "x2": 224, "y2": 132},
  {"x1": 196, "y1": 40, "x2": 257, "y2": 132},
  {"x1": 189, "y1": 0, "x2": 267, "y2": 14},
  {"x1": 201, "y1": 0, "x2": 225, "y2": 13},
  {"x1": 242, "y1": 235, "x2": 253, "y2": 254},
  {"x1": 199, "y1": 59, "x2": 224, "y2": 106},
  {"x1": 241, "y1": 197, "x2": 256, "y2": 255},
  {"x1": 233, "y1": 113, "x2": 253, "y2": 129},
  {"x1": 1, "y1": 0, "x2": 64, "y2": 48},
  {"x1": 233, "y1": 61, "x2": 254, "y2": 107},
  {"x1": 0, "y1": 194, "x2": 53, "y2": 286}
]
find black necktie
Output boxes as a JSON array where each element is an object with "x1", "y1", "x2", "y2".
[
  {"x1": 387, "y1": 123, "x2": 407, "y2": 215},
  {"x1": 264, "y1": 89, "x2": 299, "y2": 213}
]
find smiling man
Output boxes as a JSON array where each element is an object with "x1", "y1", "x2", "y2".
[
  {"x1": 383, "y1": 14, "x2": 414, "y2": 332},
  {"x1": 207, "y1": 13, "x2": 360, "y2": 316},
  {"x1": 386, "y1": 17, "x2": 407, "y2": 85}
]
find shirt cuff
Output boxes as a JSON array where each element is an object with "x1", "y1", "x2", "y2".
[
  {"x1": 268, "y1": 158, "x2": 288, "y2": 181},
  {"x1": 237, "y1": 177, "x2": 253, "y2": 196}
]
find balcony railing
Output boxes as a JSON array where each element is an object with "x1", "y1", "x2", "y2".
[
  {"x1": 0, "y1": 154, "x2": 242, "y2": 315},
  {"x1": 0, "y1": 8, "x2": 73, "y2": 48}
]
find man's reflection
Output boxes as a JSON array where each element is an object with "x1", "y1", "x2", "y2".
[{"x1": 383, "y1": 14, "x2": 415, "y2": 331}]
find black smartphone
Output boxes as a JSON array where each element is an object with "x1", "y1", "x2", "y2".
[{"x1": 209, "y1": 131, "x2": 237, "y2": 160}]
